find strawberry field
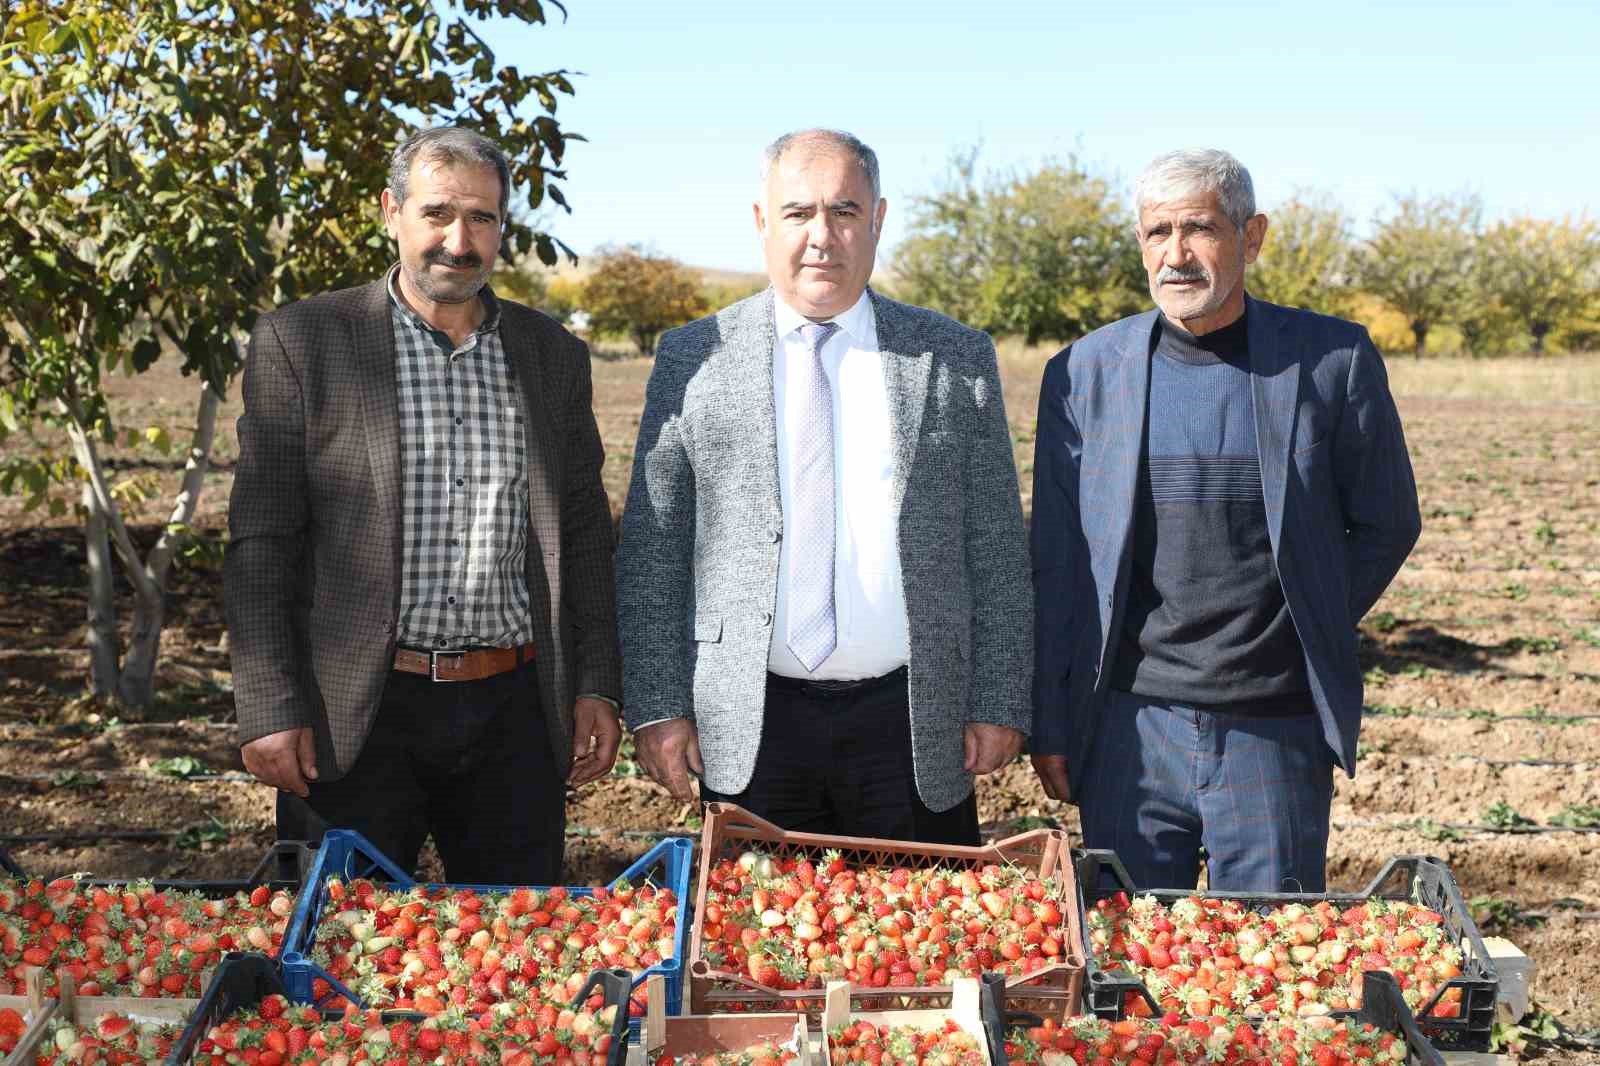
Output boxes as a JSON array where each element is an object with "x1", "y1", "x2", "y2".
[{"x1": 0, "y1": 351, "x2": 1597, "y2": 1060}]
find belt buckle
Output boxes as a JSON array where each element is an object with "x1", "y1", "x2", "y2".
[{"x1": 430, "y1": 650, "x2": 466, "y2": 682}]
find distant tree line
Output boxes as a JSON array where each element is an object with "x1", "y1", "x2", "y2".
[
  {"x1": 510, "y1": 157, "x2": 1598, "y2": 360},
  {"x1": 891, "y1": 153, "x2": 1600, "y2": 358}
]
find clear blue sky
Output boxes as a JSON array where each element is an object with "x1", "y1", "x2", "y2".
[{"x1": 492, "y1": 0, "x2": 1599, "y2": 273}]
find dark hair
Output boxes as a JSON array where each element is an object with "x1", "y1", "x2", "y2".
[{"x1": 388, "y1": 126, "x2": 512, "y2": 221}]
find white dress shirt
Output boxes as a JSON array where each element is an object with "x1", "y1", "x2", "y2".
[{"x1": 769, "y1": 292, "x2": 910, "y2": 679}]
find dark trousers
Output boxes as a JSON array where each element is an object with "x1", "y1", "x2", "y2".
[
  {"x1": 1076, "y1": 690, "x2": 1334, "y2": 892},
  {"x1": 701, "y1": 668, "x2": 980, "y2": 846},
  {"x1": 276, "y1": 658, "x2": 564, "y2": 884}
]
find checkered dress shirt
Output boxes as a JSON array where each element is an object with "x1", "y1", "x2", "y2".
[{"x1": 388, "y1": 267, "x2": 533, "y2": 650}]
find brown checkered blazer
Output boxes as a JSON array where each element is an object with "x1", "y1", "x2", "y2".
[{"x1": 224, "y1": 279, "x2": 620, "y2": 779}]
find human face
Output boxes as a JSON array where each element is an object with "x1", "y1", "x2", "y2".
[
  {"x1": 754, "y1": 145, "x2": 886, "y2": 320},
  {"x1": 381, "y1": 158, "x2": 503, "y2": 307},
  {"x1": 1137, "y1": 190, "x2": 1267, "y2": 335}
]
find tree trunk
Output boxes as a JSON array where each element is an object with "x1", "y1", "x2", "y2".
[
  {"x1": 1411, "y1": 320, "x2": 1429, "y2": 359},
  {"x1": 1531, "y1": 322, "x2": 1550, "y2": 354},
  {"x1": 82, "y1": 480, "x2": 121, "y2": 697},
  {"x1": 117, "y1": 585, "x2": 165, "y2": 708},
  {"x1": 63, "y1": 376, "x2": 224, "y2": 710}
]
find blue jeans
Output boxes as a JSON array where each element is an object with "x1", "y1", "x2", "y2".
[{"x1": 1076, "y1": 691, "x2": 1334, "y2": 892}]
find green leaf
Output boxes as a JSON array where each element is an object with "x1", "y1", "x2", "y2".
[
  {"x1": 150, "y1": 755, "x2": 207, "y2": 779},
  {"x1": 38, "y1": 23, "x2": 77, "y2": 56}
]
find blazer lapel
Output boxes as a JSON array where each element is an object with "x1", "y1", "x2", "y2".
[
  {"x1": 1095, "y1": 310, "x2": 1156, "y2": 668},
  {"x1": 869, "y1": 290, "x2": 930, "y2": 517},
  {"x1": 1246, "y1": 297, "x2": 1298, "y2": 552},
  {"x1": 507, "y1": 315, "x2": 561, "y2": 560},
  {"x1": 732, "y1": 289, "x2": 784, "y2": 519},
  {"x1": 353, "y1": 281, "x2": 403, "y2": 578}
]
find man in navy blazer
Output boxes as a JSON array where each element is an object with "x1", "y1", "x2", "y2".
[{"x1": 1030, "y1": 149, "x2": 1419, "y2": 891}]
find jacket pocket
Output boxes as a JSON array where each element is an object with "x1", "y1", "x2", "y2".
[{"x1": 694, "y1": 613, "x2": 723, "y2": 643}]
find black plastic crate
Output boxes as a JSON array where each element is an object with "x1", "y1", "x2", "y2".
[
  {"x1": 994, "y1": 968, "x2": 1441, "y2": 1066},
  {"x1": 0, "y1": 845, "x2": 21, "y2": 878},
  {"x1": 1076, "y1": 850, "x2": 1498, "y2": 1052},
  {"x1": 166, "y1": 953, "x2": 634, "y2": 1066}
]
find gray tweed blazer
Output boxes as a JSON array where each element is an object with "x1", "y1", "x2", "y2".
[
  {"x1": 616, "y1": 289, "x2": 1032, "y2": 812},
  {"x1": 224, "y1": 279, "x2": 621, "y2": 779}
]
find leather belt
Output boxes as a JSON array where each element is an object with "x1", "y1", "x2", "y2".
[
  {"x1": 767, "y1": 665, "x2": 907, "y2": 700},
  {"x1": 393, "y1": 643, "x2": 536, "y2": 682}
]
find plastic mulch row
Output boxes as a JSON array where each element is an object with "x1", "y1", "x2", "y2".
[
  {"x1": 687, "y1": 803, "x2": 1086, "y2": 1023},
  {"x1": 278, "y1": 829, "x2": 694, "y2": 1027},
  {"x1": 164, "y1": 952, "x2": 633, "y2": 1066},
  {"x1": 1075, "y1": 850, "x2": 1497, "y2": 1053}
]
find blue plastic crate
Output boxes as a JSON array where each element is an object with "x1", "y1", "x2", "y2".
[{"x1": 279, "y1": 830, "x2": 693, "y2": 1037}]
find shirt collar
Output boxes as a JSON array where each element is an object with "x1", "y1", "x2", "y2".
[
  {"x1": 773, "y1": 288, "x2": 874, "y2": 346},
  {"x1": 385, "y1": 263, "x2": 502, "y2": 335}
]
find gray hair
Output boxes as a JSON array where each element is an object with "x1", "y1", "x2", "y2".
[
  {"x1": 388, "y1": 126, "x2": 512, "y2": 222},
  {"x1": 761, "y1": 128, "x2": 882, "y2": 205},
  {"x1": 1134, "y1": 148, "x2": 1256, "y2": 230}
]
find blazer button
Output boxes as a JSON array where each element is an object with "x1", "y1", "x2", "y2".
[
  {"x1": 760, "y1": 611, "x2": 773, "y2": 627},
  {"x1": 768, "y1": 528, "x2": 781, "y2": 543},
  {"x1": 382, "y1": 620, "x2": 393, "y2": 634}
]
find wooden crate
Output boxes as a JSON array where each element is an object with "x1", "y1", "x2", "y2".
[
  {"x1": 819, "y1": 977, "x2": 996, "y2": 1066},
  {"x1": 2, "y1": 967, "x2": 199, "y2": 1065},
  {"x1": 630, "y1": 974, "x2": 810, "y2": 1066}
]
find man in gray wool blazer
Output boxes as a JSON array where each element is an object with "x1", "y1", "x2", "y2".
[
  {"x1": 225, "y1": 127, "x2": 622, "y2": 883},
  {"x1": 1030, "y1": 148, "x2": 1420, "y2": 891},
  {"x1": 616, "y1": 129, "x2": 1032, "y2": 843}
]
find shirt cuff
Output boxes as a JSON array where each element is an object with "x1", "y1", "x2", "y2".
[{"x1": 578, "y1": 693, "x2": 620, "y2": 712}]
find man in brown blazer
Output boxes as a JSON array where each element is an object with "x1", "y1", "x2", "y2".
[{"x1": 225, "y1": 127, "x2": 621, "y2": 882}]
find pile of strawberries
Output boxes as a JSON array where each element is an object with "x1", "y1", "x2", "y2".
[
  {"x1": 1, "y1": 1006, "x2": 25, "y2": 1054},
  {"x1": 1087, "y1": 893, "x2": 1466, "y2": 1020},
  {"x1": 308, "y1": 878, "x2": 678, "y2": 1017},
  {"x1": 1005, "y1": 1014, "x2": 1410, "y2": 1066},
  {"x1": 0, "y1": 876, "x2": 297, "y2": 999},
  {"x1": 189, "y1": 991, "x2": 621, "y2": 1065},
  {"x1": 698, "y1": 849, "x2": 1069, "y2": 992},
  {"x1": 828, "y1": 1018, "x2": 987, "y2": 1066},
  {"x1": 25, "y1": 1011, "x2": 182, "y2": 1064},
  {"x1": 652, "y1": 1038, "x2": 801, "y2": 1066}
]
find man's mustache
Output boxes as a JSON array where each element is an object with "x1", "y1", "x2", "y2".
[
  {"x1": 1157, "y1": 264, "x2": 1210, "y2": 285},
  {"x1": 425, "y1": 248, "x2": 483, "y2": 269}
]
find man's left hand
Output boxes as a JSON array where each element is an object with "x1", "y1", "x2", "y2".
[
  {"x1": 963, "y1": 723, "x2": 1024, "y2": 775},
  {"x1": 569, "y1": 697, "x2": 622, "y2": 786}
]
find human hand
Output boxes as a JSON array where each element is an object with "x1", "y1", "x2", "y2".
[
  {"x1": 1030, "y1": 753, "x2": 1073, "y2": 803},
  {"x1": 963, "y1": 723, "x2": 1024, "y2": 775},
  {"x1": 633, "y1": 718, "x2": 703, "y2": 803},
  {"x1": 569, "y1": 697, "x2": 623, "y2": 786},
  {"x1": 241, "y1": 727, "x2": 318, "y2": 798}
]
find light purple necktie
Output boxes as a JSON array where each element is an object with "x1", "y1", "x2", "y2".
[{"x1": 787, "y1": 320, "x2": 841, "y2": 672}]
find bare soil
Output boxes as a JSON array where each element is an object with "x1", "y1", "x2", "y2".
[{"x1": 2, "y1": 353, "x2": 1597, "y2": 1058}]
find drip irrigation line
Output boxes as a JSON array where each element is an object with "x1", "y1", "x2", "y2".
[
  {"x1": 1331, "y1": 820, "x2": 1600, "y2": 836},
  {"x1": 3, "y1": 769, "x2": 255, "y2": 784},
  {"x1": 1363, "y1": 706, "x2": 1600, "y2": 723}
]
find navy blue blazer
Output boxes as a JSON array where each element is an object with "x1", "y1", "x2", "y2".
[{"x1": 1030, "y1": 296, "x2": 1420, "y2": 789}]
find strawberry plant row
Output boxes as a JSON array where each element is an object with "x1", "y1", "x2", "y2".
[
  {"x1": 279, "y1": 830, "x2": 693, "y2": 1033},
  {"x1": 1074, "y1": 851, "x2": 1497, "y2": 1052},
  {"x1": 167, "y1": 952, "x2": 634, "y2": 1065},
  {"x1": 687, "y1": 804, "x2": 1085, "y2": 1023}
]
